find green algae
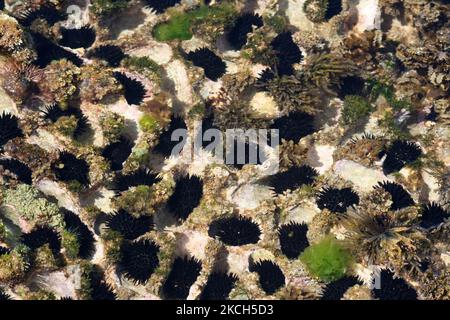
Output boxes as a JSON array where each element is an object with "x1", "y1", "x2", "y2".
[
  {"x1": 153, "y1": 5, "x2": 235, "y2": 41},
  {"x1": 300, "y1": 236, "x2": 353, "y2": 282}
]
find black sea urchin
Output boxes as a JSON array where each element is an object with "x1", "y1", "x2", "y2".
[
  {"x1": 0, "y1": 158, "x2": 32, "y2": 184},
  {"x1": 89, "y1": 265, "x2": 116, "y2": 300},
  {"x1": 73, "y1": 115, "x2": 90, "y2": 139},
  {"x1": 21, "y1": 226, "x2": 61, "y2": 256},
  {"x1": 420, "y1": 202, "x2": 449, "y2": 229},
  {"x1": 324, "y1": 0, "x2": 343, "y2": 21},
  {"x1": 88, "y1": 45, "x2": 126, "y2": 67},
  {"x1": 63, "y1": 210, "x2": 95, "y2": 259},
  {"x1": 144, "y1": 0, "x2": 181, "y2": 13},
  {"x1": 376, "y1": 181, "x2": 414, "y2": 211},
  {"x1": 338, "y1": 76, "x2": 366, "y2": 99},
  {"x1": 0, "y1": 112, "x2": 23, "y2": 147},
  {"x1": 114, "y1": 168, "x2": 161, "y2": 192},
  {"x1": 270, "y1": 32, "x2": 303, "y2": 76},
  {"x1": 199, "y1": 272, "x2": 238, "y2": 300},
  {"x1": 316, "y1": 187, "x2": 359, "y2": 214},
  {"x1": 227, "y1": 13, "x2": 264, "y2": 50},
  {"x1": 382, "y1": 140, "x2": 422, "y2": 174},
  {"x1": 167, "y1": 176, "x2": 203, "y2": 221},
  {"x1": 271, "y1": 112, "x2": 315, "y2": 143},
  {"x1": 263, "y1": 165, "x2": 318, "y2": 194},
  {"x1": 0, "y1": 246, "x2": 10, "y2": 256},
  {"x1": 321, "y1": 276, "x2": 361, "y2": 300},
  {"x1": 372, "y1": 270, "x2": 417, "y2": 300},
  {"x1": 105, "y1": 209, "x2": 153, "y2": 240},
  {"x1": 42, "y1": 104, "x2": 90, "y2": 139},
  {"x1": 256, "y1": 68, "x2": 275, "y2": 91},
  {"x1": 42, "y1": 103, "x2": 67, "y2": 122},
  {"x1": 118, "y1": 239, "x2": 159, "y2": 285},
  {"x1": 31, "y1": 33, "x2": 83, "y2": 68},
  {"x1": 102, "y1": 136, "x2": 134, "y2": 171},
  {"x1": 0, "y1": 288, "x2": 11, "y2": 300},
  {"x1": 90, "y1": 280, "x2": 116, "y2": 300},
  {"x1": 0, "y1": 0, "x2": 4, "y2": 10},
  {"x1": 52, "y1": 151, "x2": 90, "y2": 186},
  {"x1": 250, "y1": 260, "x2": 285, "y2": 295},
  {"x1": 153, "y1": 116, "x2": 187, "y2": 157},
  {"x1": 114, "y1": 72, "x2": 146, "y2": 105},
  {"x1": 17, "y1": 4, "x2": 67, "y2": 27},
  {"x1": 59, "y1": 26, "x2": 96, "y2": 49},
  {"x1": 208, "y1": 216, "x2": 261, "y2": 246},
  {"x1": 278, "y1": 222, "x2": 309, "y2": 259},
  {"x1": 162, "y1": 256, "x2": 202, "y2": 300},
  {"x1": 187, "y1": 48, "x2": 227, "y2": 81}
]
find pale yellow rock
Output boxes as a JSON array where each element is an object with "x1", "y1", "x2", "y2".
[
  {"x1": 334, "y1": 160, "x2": 391, "y2": 193},
  {"x1": 250, "y1": 91, "x2": 279, "y2": 119}
]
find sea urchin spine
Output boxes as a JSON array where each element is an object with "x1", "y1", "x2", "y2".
[
  {"x1": 208, "y1": 216, "x2": 261, "y2": 246},
  {"x1": 59, "y1": 25, "x2": 96, "y2": 49},
  {"x1": 375, "y1": 181, "x2": 414, "y2": 211},
  {"x1": 250, "y1": 260, "x2": 285, "y2": 295},
  {"x1": 105, "y1": 209, "x2": 153, "y2": 240},
  {"x1": 187, "y1": 48, "x2": 227, "y2": 81},
  {"x1": 113, "y1": 72, "x2": 146, "y2": 106},
  {"x1": 21, "y1": 226, "x2": 61, "y2": 256},
  {"x1": 199, "y1": 272, "x2": 238, "y2": 300},
  {"x1": 227, "y1": 13, "x2": 264, "y2": 50},
  {"x1": 382, "y1": 140, "x2": 422, "y2": 174},
  {"x1": 372, "y1": 270, "x2": 417, "y2": 300},
  {"x1": 419, "y1": 202, "x2": 449, "y2": 229},
  {"x1": 263, "y1": 165, "x2": 318, "y2": 194},
  {"x1": 51, "y1": 151, "x2": 90, "y2": 186},
  {"x1": 0, "y1": 158, "x2": 32, "y2": 184},
  {"x1": 316, "y1": 187, "x2": 359, "y2": 214},
  {"x1": 0, "y1": 112, "x2": 23, "y2": 147},
  {"x1": 278, "y1": 222, "x2": 309, "y2": 259},
  {"x1": 166, "y1": 175, "x2": 204, "y2": 221},
  {"x1": 118, "y1": 239, "x2": 160, "y2": 285},
  {"x1": 162, "y1": 256, "x2": 202, "y2": 300},
  {"x1": 270, "y1": 111, "x2": 316, "y2": 143}
]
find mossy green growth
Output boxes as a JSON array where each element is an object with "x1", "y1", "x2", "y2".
[
  {"x1": 62, "y1": 230, "x2": 80, "y2": 260},
  {"x1": 99, "y1": 111, "x2": 126, "y2": 143},
  {"x1": 341, "y1": 95, "x2": 373, "y2": 125},
  {"x1": 2, "y1": 184, "x2": 64, "y2": 229},
  {"x1": 264, "y1": 15, "x2": 288, "y2": 33},
  {"x1": 123, "y1": 56, "x2": 162, "y2": 83},
  {"x1": 123, "y1": 56, "x2": 161, "y2": 74},
  {"x1": 378, "y1": 110, "x2": 412, "y2": 139},
  {"x1": 368, "y1": 80, "x2": 411, "y2": 111},
  {"x1": 77, "y1": 261, "x2": 94, "y2": 300},
  {"x1": 102, "y1": 230, "x2": 123, "y2": 265},
  {"x1": 188, "y1": 103, "x2": 206, "y2": 119},
  {"x1": 0, "y1": 244, "x2": 31, "y2": 282},
  {"x1": 139, "y1": 114, "x2": 159, "y2": 133},
  {"x1": 54, "y1": 115, "x2": 78, "y2": 137},
  {"x1": 34, "y1": 244, "x2": 59, "y2": 270},
  {"x1": 0, "y1": 220, "x2": 7, "y2": 242},
  {"x1": 153, "y1": 5, "x2": 235, "y2": 41},
  {"x1": 113, "y1": 185, "x2": 156, "y2": 218},
  {"x1": 303, "y1": 0, "x2": 328, "y2": 23},
  {"x1": 23, "y1": 289, "x2": 56, "y2": 300},
  {"x1": 300, "y1": 236, "x2": 353, "y2": 282},
  {"x1": 91, "y1": 0, "x2": 129, "y2": 16}
]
